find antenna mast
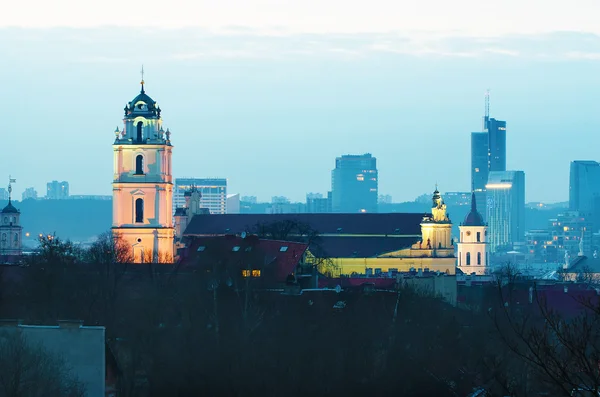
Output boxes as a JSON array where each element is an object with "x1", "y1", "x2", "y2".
[{"x1": 483, "y1": 89, "x2": 490, "y2": 131}]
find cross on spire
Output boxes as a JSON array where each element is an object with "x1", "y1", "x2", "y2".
[{"x1": 7, "y1": 176, "x2": 15, "y2": 203}]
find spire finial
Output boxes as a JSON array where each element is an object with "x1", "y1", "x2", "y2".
[
  {"x1": 140, "y1": 65, "x2": 145, "y2": 93},
  {"x1": 7, "y1": 176, "x2": 15, "y2": 204}
]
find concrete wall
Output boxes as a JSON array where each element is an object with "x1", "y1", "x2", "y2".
[{"x1": 2, "y1": 321, "x2": 105, "y2": 397}]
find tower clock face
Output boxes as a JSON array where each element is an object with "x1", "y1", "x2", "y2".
[{"x1": 466, "y1": 231, "x2": 471, "y2": 236}]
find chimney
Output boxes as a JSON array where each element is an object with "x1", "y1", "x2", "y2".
[{"x1": 57, "y1": 320, "x2": 84, "y2": 329}]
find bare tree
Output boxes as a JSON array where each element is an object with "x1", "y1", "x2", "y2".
[{"x1": 0, "y1": 329, "x2": 85, "y2": 397}]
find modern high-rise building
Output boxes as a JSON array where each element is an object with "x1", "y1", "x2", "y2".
[
  {"x1": 173, "y1": 178, "x2": 227, "y2": 215},
  {"x1": 331, "y1": 153, "x2": 378, "y2": 213},
  {"x1": 470, "y1": 92, "x2": 507, "y2": 220},
  {"x1": 306, "y1": 192, "x2": 332, "y2": 213},
  {"x1": 486, "y1": 171, "x2": 525, "y2": 252},
  {"x1": 487, "y1": 118, "x2": 507, "y2": 172},
  {"x1": 46, "y1": 180, "x2": 69, "y2": 199},
  {"x1": 569, "y1": 160, "x2": 600, "y2": 232},
  {"x1": 549, "y1": 211, "x2": 593, "y2": 260},
  {"x1": 22, "y1": 187, "x2": 38, "y2": 200}
]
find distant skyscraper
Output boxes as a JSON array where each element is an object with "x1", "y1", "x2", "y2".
[
  {"x1": 487, "y1": 118, "x2": 507, "y2": 172},
  {"x1": 0, "y1": 189, "x2": 8, "y2": 201},
  {"x1": 22, "y1": 187, "x2": 38, "y2": 200},
  {"x1": 569, "y1": 160, "x2": 600, "y2": 232},
  {"x1": 331, "y1": 153, "x2": 378, "y2": 213},
  {"x1": 226, "y1": 194, "x2": 240, "y2": 214},
  {"x1": 306, "y1": 192, "x2": 332, "y2": 213},
  {"x1": 470, "y1": 92, "x2": 506, "y2": 220},
  {"x1": 486, "y1": 171, "x2": 525, "y2": 252},
  {"x1": 174, "y1": 178, "x2": 227, "y2": 215},
  {"x1": 46, "y1": 181, "x2": 69, "y2": 199}
]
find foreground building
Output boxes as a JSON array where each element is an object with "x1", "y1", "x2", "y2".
[{"x1": 112, "y1": 78, "x2": 174, "y2": 263}]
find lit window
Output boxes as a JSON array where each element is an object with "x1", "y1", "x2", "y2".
[
  {"x1": 252, "y1": 270, "x2": 261, "y2": 277},
  {"x1": 197, "y1": 246, "x2": 206, "y2": 252},
  {"x1": 242, "y1": 270, "x2": 250, "y2": 277},
  {"x1": 475, "y1": 168, "x2": 480, "y2": 172},
  {"x1": 233, "y1": 246, "x2": 240, "y2": 252},
  {"x1": 280, "y1": 246, "x2": 288, "y2": 252},
  {"x1": 356, "y1": 174, "x2": 365, "y2": 181}
]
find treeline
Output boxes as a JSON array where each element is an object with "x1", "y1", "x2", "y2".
[{"x1": 1, "y1": 234, "x2": 599, "y2": 396}]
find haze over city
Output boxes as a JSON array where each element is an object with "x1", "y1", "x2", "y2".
[{"x1": 0, "y1": 0, "x2": 599, "y2": 202}]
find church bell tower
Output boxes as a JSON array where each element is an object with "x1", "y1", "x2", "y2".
[
  {"x1": 457, "y1": 192, "x2": 489, "y2": 275},
  {"x1": 112, "y1": 72, "x2": 174, "y2": 263}
]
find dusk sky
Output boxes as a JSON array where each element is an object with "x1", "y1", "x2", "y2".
[{"x1": 1, "y1": 1, "x2": 600, "y2": 202}]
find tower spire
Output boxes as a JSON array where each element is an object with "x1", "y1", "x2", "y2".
[
  {"x1": 485, "y1": 89, "x2": 490, "y2": 119},
  {"x1": 140, "y1": 65, "x2": 145, "y2": 93},
  {"x1": 7, "y1": 176, "x2": 15, "y2": 204}
]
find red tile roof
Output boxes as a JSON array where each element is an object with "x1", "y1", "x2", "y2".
[{"x1": 179, "y1": 236, "x2": 308, "y2": 282}]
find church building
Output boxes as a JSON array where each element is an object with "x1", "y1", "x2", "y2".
[
  {"x1": 457, "y1": 192, "x2": 490, "y2": 275},
  {"x1": 112, "y1": 77, "x2": 174, "y2": 263},
  {"x1": 0, "y1": 178, "x2": 23, "y2": 257}
]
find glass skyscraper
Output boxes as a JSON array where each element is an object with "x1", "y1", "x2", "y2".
[
  {"x1": 331, "y1": 154, "x2": 378, "y2": 213},
  {"x1": 486, "y1": 171, "x2": 525, "y2": 252},
  {"x1": 569, "y1": 160, "x2": 600, "y2": 232}
]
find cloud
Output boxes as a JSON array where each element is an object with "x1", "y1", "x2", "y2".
[{"x1": 0, "y1": 27, "x2": 599, "y2": 63}]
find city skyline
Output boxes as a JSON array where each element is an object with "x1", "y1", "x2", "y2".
[{"x1": 2, "y1": 10, "x2": 600, "y2": 203}]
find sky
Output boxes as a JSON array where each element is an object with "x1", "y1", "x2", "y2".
[{"x1": 1, "y1": 1, "x2": 600, "y2": 203}]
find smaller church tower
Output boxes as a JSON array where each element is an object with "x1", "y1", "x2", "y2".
[
  {"x1": 419, "y1": 186, "x2": 454, "y2": 257},
  {"x1": 457, "y1": 192, "x2": 490, "y2": 275},
  {"x1": 0, "y1": 177, "x2": 23, "y2": 257}
]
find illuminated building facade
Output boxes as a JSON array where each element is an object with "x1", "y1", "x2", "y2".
[
  {"x1": 486, "y1": 171, "x2": 525, "y2": 252},
  {"x1": 173, "y1": 178, "x2": 227, "y2": 215},
  {"x1": 112, "y1": 79, "x2": 174, "y2": 263},
  {"x1": 549, "y1": 211, "x2": 593, "y2": 260},
  {"x1": 46, "y1": 180, "x2": 69, "y2": 199},
  {"x1": 457, "y1": 193, "x2": 490, "y2": 275},
  {"x1": 331, "y1": 153, "x2": 378, "y2": 213}
]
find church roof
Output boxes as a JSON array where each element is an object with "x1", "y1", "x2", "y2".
[
  {"x1": 462, "y1": 192, "x2": 484, "y2": 227},
  {"x1": 184, "y1": 213, "x2": 426, "y2": 237},
  {"x1": 1, "y1": 201, "x2": 19, "y2": 214}
]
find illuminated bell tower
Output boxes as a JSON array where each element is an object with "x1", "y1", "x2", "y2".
[
  {"x1": 457, "y1": 192, "x2": 489, "y2": 275},
  {"x1": 420, "y1": 186, "x2": 454, "y2": 256},
  {"x1": 112, "y1": 73, "x2": 174, "y2": 263}
]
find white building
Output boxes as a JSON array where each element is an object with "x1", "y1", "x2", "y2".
[
  {"x1": 173, "y1": 178, "x2": 227, "y2": 215},
  {"x1": 457, "y1": 192, "x2": 490, "y2": 275},
  {"x1": 112, "y1": 78, "x2": 174, "y2": 263}
]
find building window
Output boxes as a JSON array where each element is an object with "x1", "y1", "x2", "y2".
[
  {"x1": 280, "y1": 246, "x2": 288, "y2": 252},
  {"x1": 242, "y1": 269, "x2": 250, "y2": 277},
  {"x1": 466, "y1": 252, "x2": 471, "y2": 266},
  {"x1": 252, "y1": 269, "x2": 261, "y2": 277},
  {"x1": 135, "y1": 198, "x2": 144, "y2": 223},
  {"x1": 135, "y1": 155, "x2": 144, "y2": 175},
  {"x1": 477, "y1": 252, "x2": 481, "y2": 265},
  {"x1": 197, "y1": 246, "x2": 205, "y2": 252},
  {"x1": 136, "y1": 121, "x2": 143, "y2": 142},
  {"x1": 477, "y1": 232, "x2": 481, "y2": 242},
  {"x1": 232, "y1": 246, "x2": 240, "y2": 252}
]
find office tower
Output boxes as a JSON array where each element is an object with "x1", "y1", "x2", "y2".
[
  {"x1": 22, "y1": 187, "x2": 38, "y2": 200},
  {"x1": 331, "y1": 153, "x2": 378, "y2": 213},
  {"x1": 487, "y1": 118, "x2": 507, "y2": 172},
  {"x1": 173, "y1": 178, "x2": 227, "y2": 214},
  {"x1": 486, "y1": 171, "x2": 525, "y2": 252},
  {"x1": 307, "y1": 192, "x2": 332, "y2": 213},
  {"x1": 0, "y1": 189, "x2": 8, "y2": 201},
  {"x1": 569, "y1": 160, "x2": 600, "y2": 232},
  {"x1": 46, "y1": 181, "x2": 69, "y2": 199},
  {"x1": 470, "y1": 92, "x2": 506, "y2": 219}
]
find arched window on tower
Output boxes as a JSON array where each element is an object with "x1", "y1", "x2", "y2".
[
  {"x1": 477, "y1": 252, "x2": 481, "y2": 265},
  {"x1": 14, "y1": 233, "x2": 18, "y2": 247},
  {"x1": 477, "y1": 232, "x2": 481, "y2": 242},
  {"x1": 136, "y1": 122, "x2": 143, "y2": 142},
  {"x1": 135, "y1": 198, "x2": 144, "y2": 223},
  {"x1": 466, "y1": 252, "x2": 471, "y2": 266},
  {"x1": 135, "y1": 155, "x2": 144, "y2": 175}
]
